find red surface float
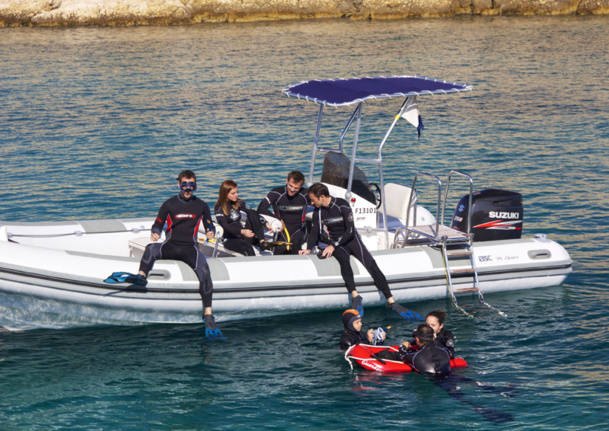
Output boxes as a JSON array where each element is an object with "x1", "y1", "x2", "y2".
[{"x1": 345, "y1": 344, "x2": 468, "y2": 373}]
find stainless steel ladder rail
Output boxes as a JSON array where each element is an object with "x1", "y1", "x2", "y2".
[
  {"x1": 440, "y1": 235, "x2": 507, "y2": 318},
  {"x1": 395, "y1": 170, "x2": 506, "y2": 317},
  {"x1": 441, "y1": 170, "x2": 474, "y2": 234},
  {"x1": 402, "y1": 172, "x2": 443, "y2": 246},
  {"x1": 441, "y1": 236, "x2": 476, "y2": 316}
]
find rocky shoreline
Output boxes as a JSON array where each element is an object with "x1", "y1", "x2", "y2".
[{"x1": 1, "y1": 0, "x2": 608, "y2": 27}]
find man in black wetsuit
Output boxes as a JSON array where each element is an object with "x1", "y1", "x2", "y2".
[
  {"x1": 299, "y1": 183, "x2": 421, "y2": 321},
  {"x1": 137, "y1": 170, "x2": 225, "y2": 340},
  {"x1": 402, "y1": 324, "x2": 452, "y2": 376},
  {"x1": 405, "y1": 323, "x2": 514, "y2": 422},
  {"x1": 258, "y1": 170, "x2": 309, "y2": 255}
]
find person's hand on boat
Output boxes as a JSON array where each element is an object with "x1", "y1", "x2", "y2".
[
  {"x1": 241, "y1": 229, "x2": 255, "y2": 238},
  {"x1": 150, "y1": 232, "x2": 160, "y2": 242},
  {"x1": 322, "y1": 244, "x2": 335, "y2": 258},
  {"x1": 401, "y1": 341, "x2": 411, "y2": 349},
  {"x1": 298, "y1": 249, "x2": 311, "y2": 255}
]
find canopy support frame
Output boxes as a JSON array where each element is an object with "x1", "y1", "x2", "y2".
[{"x1": 306, "y1": 95, "x2": 418, "y2": 246}]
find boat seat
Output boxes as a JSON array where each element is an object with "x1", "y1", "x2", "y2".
[{"x1": 380, "y1": 183, "x2": 416, "y2": 226}]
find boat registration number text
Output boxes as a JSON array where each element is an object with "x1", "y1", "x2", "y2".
[{"x1": 354, "y1": 208, "x2": 376, "y2": 214}]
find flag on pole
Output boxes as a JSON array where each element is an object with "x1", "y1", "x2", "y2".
[{"x1": 400, "y1": 102, "x2": 424, "y2": 138}]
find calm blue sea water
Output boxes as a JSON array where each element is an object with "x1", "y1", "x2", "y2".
[{"x1": 1, "y1": 16, "x2": 608, "y2": 430}]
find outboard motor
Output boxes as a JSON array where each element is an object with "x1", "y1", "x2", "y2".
[{"x1": 452, "y1": 189, "x2": 523, "y2": 242}]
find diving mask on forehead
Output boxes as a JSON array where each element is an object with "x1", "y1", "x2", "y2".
[{"x1": 180, "y1": 182, "x2": 197, "y2": 192}]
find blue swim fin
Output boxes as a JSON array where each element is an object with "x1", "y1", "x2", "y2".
[
  {"x1": 204, "y1": 314, "x2": 227, "y2": 341},
  {"x1": 388, "y1": 303, "x2": 423, "y2": 322},
  {"x1": 104, "y1": 272, "x2": 131, "y2": 283},
  {"x1": 104, "y1": 272, "x2": 147, "y2": 286},
  {"x1": 351, "y1": 295, "x2": 364, "y2": 317}
]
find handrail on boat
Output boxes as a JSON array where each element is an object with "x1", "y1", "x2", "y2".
[
  {"x1": 403, "y1": 172, "x2": 443, "y2": 245},
  {"x1": 442, "y1": 170, "x2": 474, "y2": 236},
  {"x1": 298, "y1": 86, "x2": 474, "y2": 252},
  {"x1": 338, "y1": 106, "x2": 360, "y2": 154}
]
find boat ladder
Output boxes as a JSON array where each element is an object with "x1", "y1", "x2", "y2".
[
  {"x1": 440, "y1": 236, "x2": 506, "y2": 317},
  {"x1": 393, "y1": 170, "x2": 505, "y2": 317}
]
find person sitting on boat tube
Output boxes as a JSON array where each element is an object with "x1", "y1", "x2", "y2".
[
  {"x1": 214, "y1": 180, "x2": 270, "y2": 256},
  {"x1": 137, "y1": 170, "x2": 225, "y2": 341},
  {"x1": 257, "y1": 170, "x2": 310, "y2": 255},
  {"x1": 299, "y1": 183, "x2": 421, "y2": 321},
  {"x1": 339, "y1": 309, "x2": 386, "y2": 350}
]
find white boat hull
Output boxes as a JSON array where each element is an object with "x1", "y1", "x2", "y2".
[{"x1": 0, "y1": 218, "x2": 571, "y2": 330}]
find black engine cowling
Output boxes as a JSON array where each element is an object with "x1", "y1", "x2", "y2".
[{"x1": 451, "y1": 189, "x2": 523, "y2": 242}]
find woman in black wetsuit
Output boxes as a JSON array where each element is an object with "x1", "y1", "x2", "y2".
[
  {"x1": 402, "y1": 310, "x2": 456, "y2": 358},
  {"x1": 425, "y1": 310, "x2": 455, "y2": 358},
  {"x1": 214, "y1": 180, "x2": 268, "y2": 256}
]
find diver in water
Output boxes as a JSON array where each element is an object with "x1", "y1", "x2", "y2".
[
  {"x1": 405, "y1": 310, "x2": 455, "y2": 358},
  {"x1": 339, "y1": 309, "x2": 386, "y2": 350},
  {"x1": 407, "y1": 322, "x2": 516, "y2": 423},
  {"x1": 402, "y1": 324, "x2": 452, "y2": 376},
  {"x1": 425, "y1": 310, "x2": 455, "y2": 357},
  {"x1": 385, "y1": 322, "x2": 515, "y2": 423}
]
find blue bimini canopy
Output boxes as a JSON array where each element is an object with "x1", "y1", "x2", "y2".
[{"x1": 282, "y1": 75, "x2": 472, "y2": 107}]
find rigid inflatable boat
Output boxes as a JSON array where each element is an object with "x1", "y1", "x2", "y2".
[{"x1": 0, "y1": 76, "x2": 572, "y2": 330}]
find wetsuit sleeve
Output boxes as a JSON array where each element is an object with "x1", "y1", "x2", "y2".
[
  {"x1": 151, "y1": 200, "x2": 171, "y2": 235},
  {"x1": 306, "y1": 209, "x2": 321, "y2": 250},
  {"x1": 334, "y1": 202, "x2": 356, "y2": 247},
  {"x1": 440, "y1": 329, "x2": 455, "y2": 358},
  {"x1": 339, "y1": 331, "x2": 367, "y2": 350},
  {"x1": 403, "y1": 351, "x2": 416, "y2": 366},
  {"x1": 214, "y1": 205, "x2": 242, "y2": 237},
  {"x1": 257, "y1": 191, "x2": 277, "y2": 218}
]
